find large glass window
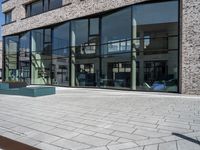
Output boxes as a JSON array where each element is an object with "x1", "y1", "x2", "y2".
[
  {"x1": 4, "y1": 36, "x2": 19, "y2": 81},
  {"x1": 71, "y1": 19, "x2": 100, "y2": 87},
  {"x1": 90, "y1": 18, "x2": 99, "y2": 35},
  {"x1": 19, "y1": 32, "x2": 31, "y2": 84},
  {"x1": 49, "y1": 0, "x2": 62, "y2": 10},
  {"x1": 31, "y1": 29, "x2": 52, "y2": 85},
  {"x1": 101, "y1": 8, "x2": 132, "y2": 55},
  {"x1": 31, "y1": 0, "x2": 43, "y2": 16},
  {"x1": 101, "y1": 7, "x2": 132, "y2": 89},
  {"x1": 52, "y1": 23, "x2": 70, "y2": 86},
  {"x1": 132, "y1": 0, "x2": 179, "y2": 92}
]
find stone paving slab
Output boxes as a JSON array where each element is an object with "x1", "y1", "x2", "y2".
[{"x1": 0, "y1": 87, "x2": 199, "y2": 150}]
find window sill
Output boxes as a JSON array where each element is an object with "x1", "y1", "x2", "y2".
[
  {"x1": 21, "y1": 3, "x2": 72, "y2": 21},
  {"x1": 2, "y1": 21, "x2": 16, "y2": 26}
]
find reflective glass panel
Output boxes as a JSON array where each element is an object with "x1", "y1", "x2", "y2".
[
  {"x1": 132, "y1": 0, "x2": 179, "y2": 92},
  {"x1": 52, "y1": 23, "x2": 70, "y2": 86},
  {"x1": 101, "y1": 7, "x2": 132, "y2": 89},
  {"x1": 90, "y1": 18, "x2": 99, "y2": 35},
  {"x1": 31, "y1": 0, "x2": 43, "y2": 16},
  {"x1": 19, "y1": 32, "x2": 31, "y2": 84},
  {"x1": 101, "y1": 8, "x2": 132, "y2": 54},
  {"x1": 53, "y1": 23, "x2": 70, "y2": 57},
  {"x1": 49, "y1": 0, "x2": 62, "y2": 10},
  {"x1": 4, "y1": 36, "x2": 19, "y2": 81},
  {"x1": 31, "y1": 29, "x2": 52, "y2": 85}
]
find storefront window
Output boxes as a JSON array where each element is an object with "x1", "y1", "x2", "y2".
[
  {"x1": 71, "y1": 19, "x2": 100, "y2": 87},
  {"x1": 3, "y1": 0, "x2": 179, "y2": 93},
  {"x1": 101, "y1": 8, "x2": 132, "y2": 55},
  {"x1": 101, "y1": 7, "x2": 132, "y2": 89},
  {"x1": 19, "y1": 32, "x2": 31, "y2": 84},
  {"x1": 4, "y1": 36, "x2": 19, "y2": 81},
  {"x1": 132, "y1": 0, "x2": 179, "y2": 92},
  {"x1": 31, "y1": 29, "x2": 52, "y2": 85},
  {"x1": 52, "y1": 23, "x2": 70, "y2": 86}
]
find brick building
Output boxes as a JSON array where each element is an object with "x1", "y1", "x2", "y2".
[{"x1": 1, "y1": 0, "x2": 200, "y2": 94}]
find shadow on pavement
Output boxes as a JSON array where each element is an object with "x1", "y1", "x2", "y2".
[{"x1": 172, "y1": 133, "x2": 200, "y2": 145}]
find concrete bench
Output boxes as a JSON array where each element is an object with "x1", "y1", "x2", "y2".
[
  {"x1": 0, "y1": 88, "x2": 20, "y2": 95},
  {"x1": 0, "y1": 86, "x2": 56, "y2": 97},
  {"x1": 19, "y1": 87, "x2": 56, "y2": 97},
  {"x1": 0, "y1": 83, "x2": 9, "y2": 90}
]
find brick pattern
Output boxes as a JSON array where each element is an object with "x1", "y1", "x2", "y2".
[
  {"x1": 2, "y1": 0, "x2": 146, "y2": 36},
  {"x1": 0, "y1": 88, "x2": 199, "y2": 150},
  {"x1": 181, "y1": 0, "x2": 200, "y2": 95}
]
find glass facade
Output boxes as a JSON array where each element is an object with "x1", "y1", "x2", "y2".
[{"x1": 3, "y1": 0, "x2": 179, "y2": 92}]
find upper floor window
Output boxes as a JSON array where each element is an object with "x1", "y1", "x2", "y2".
[
  {"x1": 31, "y1": 0, "x2": 43, "y2": 16},
  {"x1": 5, "y1": 10, "x2": 12, "y2": 24},
  {"x1": 49, "y1": 0, "x2": 62, "y2": 10},
  {"x1": 25, "y1": 0, "x2": 63, "y2": 17}
]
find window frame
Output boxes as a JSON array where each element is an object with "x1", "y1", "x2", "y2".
[
  {"x1": 4, "y1": 10, "x2": 12, "y2": 24},
  {"x1": 25, "y1": 0, "x2": 63, "y2": 17}
]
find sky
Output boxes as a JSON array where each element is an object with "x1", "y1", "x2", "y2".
[{"x1": 0, "y1": 0, "x2": 4, "y2": 40}]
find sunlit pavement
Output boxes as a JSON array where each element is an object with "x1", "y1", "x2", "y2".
[{"x1": 0, "y1": 87, "x2": 200, "y2": 150}]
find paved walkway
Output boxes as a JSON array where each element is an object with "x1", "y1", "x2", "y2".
[{"x1": 0, "y1": 87, "x2": 200, "y2": 150}]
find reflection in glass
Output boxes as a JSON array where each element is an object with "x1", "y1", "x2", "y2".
[
  {"x1": 31, "y1": 0, "x2": 43, "y2": 16},
  {"x1": 3, "y1": 0, "x2": 179, "y2": 93},
  {"x1": 90, "y1": 18, "x2": 99, "y2": 35},
  {"x1": 71, "y1": 19, "x2": 100, "y2": 87},
  {"x1": 31, "y1": 29, "x2": 52, "y2": 85},
  {"x1": 101, "y1": 7, "x2": 132, "y2": 89},
  {"x1": 132, "y1": 0, "x2": 178, "y2": 92},
  {"x1": 101, "y1": 8, "x2": 132, "y2": 55},
  {"x1": 19, "y1": 32, "x2": 31, "y2": 84},
  {"x1": 76, "y1": 64, "x2": 96, "y2": 87},
  {"x1": 53, "y1": 23, "x2": 70, "y2": 57},
  {"x1": 4, "y1": 36, "x2": 19, "y2": 81},
  {"x1": 49, "y1": 0, "x2": 62, "y2": 10},
  {"x1": 52, "y1": 23, "x2": 70, "y2": 86}
]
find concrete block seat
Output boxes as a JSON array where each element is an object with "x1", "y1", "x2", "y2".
[
  {"x1": 0, "y1": 83, "x2": 10, "y2": 90},
  {"x1": 0, "y1": 82, "x2": 56, "y2": 97},
  {"x1": 19, "y1": 87, "x2": 56, "y2": 97},
  {"x1": 0, "y1": 88, "x2": 20, "y2": 95}
]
